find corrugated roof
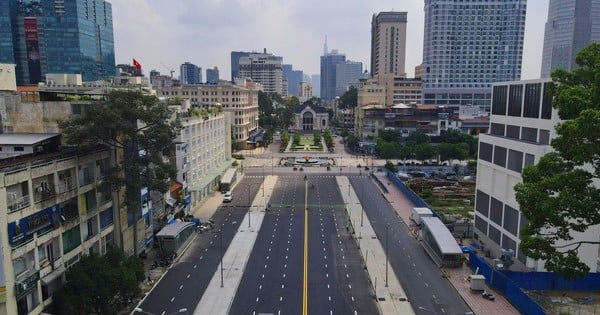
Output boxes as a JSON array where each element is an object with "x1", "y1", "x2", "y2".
[
  {"x1": 421, "y1": 216, "x2": 463, "y2": 255},
  {"x1": 156, "y1": 222, "x2": 195, "y2": 237},
  {"x1": 0, "y1": 133, "x2": 60, "y2": 145}
]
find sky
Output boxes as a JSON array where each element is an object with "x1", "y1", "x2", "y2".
[{"x1": 111, "y1": 0, "x2": 549, "y2": 81}]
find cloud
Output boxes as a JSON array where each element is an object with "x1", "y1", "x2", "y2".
[{"x1": 111, "y1": 0, "x2": 547, "y2": 80}]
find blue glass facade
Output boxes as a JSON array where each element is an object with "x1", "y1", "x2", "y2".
[
  {"x1": 320, "y1": 52, "x2": 346, "y2": 102},
  {"x1": 0, "y1": 1, "x2": 16, "y2": 65},
  {"x1": 1, "y1": 0, "x2": 115, "y2": 85}
]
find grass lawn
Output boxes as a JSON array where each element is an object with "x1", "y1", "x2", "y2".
[{"x1": 298, "y1": 136, "x2": 316, "y2": 145}]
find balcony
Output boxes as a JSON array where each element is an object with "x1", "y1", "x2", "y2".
[
  {"x1": 8, "y1": 195, "x2": 31, "y2": 213},
  {"x1": 34, "y1": 186, "x2": 56, "y2": 203},
  {"x1": 15, "y1": 270, "x2": 40, "y2": 299},
  {"x1": 56, "y1": 179, "x2": 75, "y2": 194}
]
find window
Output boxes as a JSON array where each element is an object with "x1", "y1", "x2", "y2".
[
  {"x1": 488, "y1": 224, "x2": 501, "y2": 244},
  {"x1": 506, "y1": 125, "x2": 520, "y2": 139},
  {"x1": 475, "y1": 215, "x2": 488, "y2": 234},
  {"x1": 539, "y1": 129, "x2": 550, "y2": 145},
  {"x1": 541, "y1": 82, "x2": 553, "y2": 119},
  {"x1": 490, "y1": 123, "x2": 505, "y2": 136},
  {"x1": 507, "y1": 84, "x2": 523, "y2": 116},
  {"x1": 524, "y1": 153, "x2": 535, "y2": 167},
  {"x1": 479, "y1": 142, "x2": 493, "y2": 162},
  {"x1": 493, "y1": 146, "x2": 507, "y2": 167},
  {"x1": 503, "y1": 205, "x2": 519, "y2": 235},
  {"x1": 523, "y1": 83, "x2": 541, "y2": 118},
  {"x1": 491, "y1": 85, "x2": 507, "y2": 115},
  {"x1": 521, "y1": 127, "x2": 538, "y2": 143},
  {"x1": 475, "y1": 190, "x2": 490, "y2": 217},
  {"x1": 507, "y1": 149, "x2": 523, "y2": 173},
  {"x1": 14, "y1": 146, "x2": 24, "y2": 152},
  {"x1": 490, "y1": 197, "x2": 503, "y2": 225}
]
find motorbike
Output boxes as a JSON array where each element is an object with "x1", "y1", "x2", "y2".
[{"x1": 482, "y1": 291, "x2": 495, "y2": 301}]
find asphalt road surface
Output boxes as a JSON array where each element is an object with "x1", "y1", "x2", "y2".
[
  {"x1": 350, "y1": 176, "x2": 471, "y2": 315},
  {"x1": 137, "y1": 178, "x2": 262, "y2": 314},
  {"x1": 229, "y1": 175, "x2": 378, "y2": 315}
]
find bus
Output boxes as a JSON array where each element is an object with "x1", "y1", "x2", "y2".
[
  {"x1": 420, "y1": 216, "x2": 463, "y2": 267},
  {"x1": 219, "y1": 168, "x2": 237, "y2": 192}
]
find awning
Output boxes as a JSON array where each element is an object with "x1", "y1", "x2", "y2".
[
  {"x1": 40, "y1": 265, "x2": 65, "y2": 285},
  {"x1": 170, "y1": 181, "x2": 183, "y2": 198},
  {"x1": 166, "y1": 197, "x2": 177, "y2": 207}
]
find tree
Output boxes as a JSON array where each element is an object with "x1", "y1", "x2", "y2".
[
  {"x1": 405, "y1": 130, "x2": 429, "y2": 146},
  {"x1": 379, "y1": 129, "x2": 402, "y2": 142},
  {"x1": 375, "y1": 139, "x2": 400, "y2": 159},
  {"x1": 258, "y1": 91, "x2": 274, "y2": 127},
  {"x1": 313, "y1": 130, "x2": 322, "y2": 145},
  {"x1": 414, "y1": 143, "x2": 437, "y2": 163},
  {"x1": 51, "y1": 247, "x2": 144, "y2": 314},
  {"x1": 514, "y1": 43, "x2": 600, "y2": 279},
  {"x1": 338, "y1": 86, "x2": 358, "y2": 109},
  {"x1": 346, "y1": 133, "x2": 360, "y2": 151},
  {"x1": 385, "y1": 160, "x2": 397, "y2": 173},
  {"x1": 60, "y1": 91, "x2": 181, "y2": 247},
  {"x1": 439, "y1": 129, "x2": 478, "y2": 157}
]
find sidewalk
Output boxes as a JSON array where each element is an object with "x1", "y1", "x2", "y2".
[
  {"x1": 337, "y1": 176, "x2": 415, "y2": 315},
  {"x1": 373, "y1": 172, "x2": 520, "y2": 315}
]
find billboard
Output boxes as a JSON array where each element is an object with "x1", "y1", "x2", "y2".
[
  {"x1": 24, "y1": 18, "x2": 42, "y2": 84},
  {"x1": 7, "y1": 205, "x2": 60, "y2": 247}
]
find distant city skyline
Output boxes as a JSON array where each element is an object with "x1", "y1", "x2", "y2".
[{"x1": 111, "y1": 0, "x2": 548, "y2": 80}]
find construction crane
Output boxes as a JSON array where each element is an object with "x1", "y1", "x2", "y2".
[{"x1": 160, "y1": 62, "x2": 175, "y2": 79}]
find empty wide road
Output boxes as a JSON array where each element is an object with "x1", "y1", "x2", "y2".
[
  {"x1": 229, "y1": 175, "x2": 378, "y2": 315},
  {"x1": 350, "y1": 176, "x2": 471, "y2": 315}
]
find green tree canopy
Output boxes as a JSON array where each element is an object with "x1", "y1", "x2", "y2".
[
  {"x1": 379, "y1": 129, "x2": 402, "y2": 143},
  {"x1": 338, "y1": 86, "x2": 358, "y2": 109},
  {"x1": 414, "y1": 143, "x2": 437, "y2": 162},
  {"x1": 439, "y1": 129, "x2": 478, "y2": 157},
  {"x1": 375, "y1": 139, "x2": 400, "y2": 159},
  {"x1": 60, "y1": 91, "x2": 181, "y2": 224},
  {"x1": 405, "y1": 130, "x2": 429, "y2": 146},
  {"x1": 514, "y1": 43, "x2": 600, "y2": 279},
  {"x1": 51, "y1": 247, "x2": 144, "y2": 314}
]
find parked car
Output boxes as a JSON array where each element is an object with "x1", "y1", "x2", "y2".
[{"x1": 223, "y1": 191, "x2": 233, "y2": 202}]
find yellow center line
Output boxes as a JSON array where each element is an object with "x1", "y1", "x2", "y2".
[{"x1": 303, "y1": 179, "x2": 309, "y2": 315}]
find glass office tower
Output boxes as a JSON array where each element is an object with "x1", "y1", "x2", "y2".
[{"x1": 0, "y1": 0, "x2": 116, "y2": 85}]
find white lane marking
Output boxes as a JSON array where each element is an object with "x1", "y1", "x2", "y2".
[
  {"x1": 349, "y1": 284, "x2": 352, "y2": 289},
  {"x1": 328, "y1": 296, "x2": 331, "y2": 301},
  {"x1": 262, "y1": 274, "x2": 265, "y2": 278},
  {"x1": 327, "y1": 284, "x2": 330, "y2": 289},
  {"x1": 179, "y1": 284, "x2": 184, "y2": 290},
  {"x1": 351, "y1": 296, "x2": 355, "y2": 301},
  {"x1": 280, "y1": 296, "x2": 283, "y2": 301},
  {"x1": 170, "y1": 296, "x2": 175, "y2": 302},
  {"x1": 259, "y1": 284, "x2": 262, "y2": 290},
  {"x1": 344, "y1": 264, "x2": 347, "y2": 269},
  {"x1": 256, "y1": 297, "x2": 260, "y2": 302},
  {"x1": 281, "y1": 284, "x2": 285, "y2": 288},
  {"x1": 194, "y1": 264, "x2": 197, "y2": 268},
  {"x1": 326, "y1": 273, "x2": 329, "y2": 278},
  {"x1": 199, "y1": 256, "x2": 203, "y2": 260},
  {"x1": 325, "y1": 263, "x2": 328, "y2": 268},
  {"x1": 210, "y1": 241, "x2": 213, "y2": 245},
  {"x1": 187, "y1": 274, "x2": 190, "y2": 279},
  {"x1": 265, "y1": 264, "x2": 268, "y2": 269},
  {"x1": 284, "y1": 264, "x2": 287, "y2": 268},
  {"x1": 283, "y1": 273, "x2": 286, "y2": 278},
  {"x1": 346, "y1": 274, "x2": 349, "y2": 278}
]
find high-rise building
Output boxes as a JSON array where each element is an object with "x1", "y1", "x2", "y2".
[
  {"x1": 0, "y1": 0, "x2": 116, "y2": 85},
  {"x1": 283, "y1": 64, "x2": 304, "y2": 96},
  {"x1": 422, "y1": 0, "x2": 526, "y2": 110},
  {"x1": 335, "y1": 61, "x2": 363, "y2": 96},
  {"x1": 540, "y1": 0, "x2": 600, "y2": 78},
  {"x1": 320, "y1": 50, "x2": 346, "y2": 102},
  {"x1": 311, "y1": 74, "x2": 321, "y2": 98},
  {"x1": 180, "y1": 62, "x2": 201, "y2": 85},
  {"x1": 475, "y1": 79, "x2": 600, "y2": 272},
  {"x1": 230, "y1": 51, "x2": 251, "y2": 81},
  {"x1": 371, "y1": 11, "x2": 408, "y2": 78},
  {"x1": 238, "y1": 50, "x2": 287, "y2": 96},
  {"x1": 206, "y1": 66, "x2": 219, "y2": 84}
]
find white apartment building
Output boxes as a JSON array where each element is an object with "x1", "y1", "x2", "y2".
[
  {"x1": 156, "y1": 82, "x2": 259, "y2": 148},
  {"x1": 171, "y1": 102, "x2": 232, "y2": 208},
  {"x1": 0, "y1": 144, "x2": 115, "y2": 315},
  {"x1": 475, "y1": 79, "x2": 599, "y2": 272}
]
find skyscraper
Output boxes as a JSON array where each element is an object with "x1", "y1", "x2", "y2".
[
  {"x1": 422, "y1": 0, "x2": 526, "y2": 109},
  {"x1": 540, "y1": 0, "x2": 600, "y2": 78},
  {"x1": 320, "y1": 50, "x2": 346, "y2": 102},
  {"x1": 238, "y1": 50, "x2": 287, "y2": 96},
  {"x1": 180, "y1": 62, "x2": 201, "y2": 85},
  {"x1": 335, "y1": 61, "x2": 363, "y2": 97},
  {"x1": 230, "y1": 51, "x2": 251, "y2": 81},
  {"x1": 311, "y1": 74, "x2": 321, "y2": 98},
  {"x1": 0, "y1": 0, "x2": 116, "y2": 85},
  {"x1": 206, "y1": 66, "x2": 219, "y2": 84},
  {"x1": 371, "y1": 11, "x2": 408, "y2": 78},
  {"x1": 283, "y1": 64, "x2": 304, "y2": 96}
]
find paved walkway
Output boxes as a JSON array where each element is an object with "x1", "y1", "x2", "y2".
[
  {"x1": 337, "y1": 176, "x2": 415, "y2": 315},
  {"x1": 373, "y1": 172, "x2": 520, "y2": 315}
]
